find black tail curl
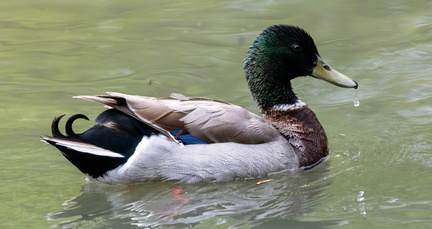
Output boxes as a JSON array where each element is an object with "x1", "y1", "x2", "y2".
[{"x1": 51, "y1": 114, "x2": 89, "y2": 139}]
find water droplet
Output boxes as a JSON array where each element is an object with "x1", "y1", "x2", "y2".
[
  {"x1": 354, "y1": 89, "x2": 360, "y2": 107},
  {"x1": 354, "y1": 99, "x2": 360, "y2": 107}
]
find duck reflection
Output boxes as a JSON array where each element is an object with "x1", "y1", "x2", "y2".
[{"x1": 47, "y1": 164, "x2": 331, "y2": 228}]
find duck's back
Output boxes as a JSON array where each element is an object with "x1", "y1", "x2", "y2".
[{"x1": 78, "y1": 92, "x2": 283, "y2": 144}]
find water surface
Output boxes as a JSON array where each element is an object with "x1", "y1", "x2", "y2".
[{"x1": 1, "y1": 0, "x2": 432, "y2": 228}]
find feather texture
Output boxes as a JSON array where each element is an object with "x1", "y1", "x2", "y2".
[{"x1": 75, "y1": 92, "x2": 281, "y2": 144}]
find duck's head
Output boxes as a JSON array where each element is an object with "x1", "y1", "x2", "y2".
[{"x1": 244, "y1": 25, "x2": 358, "y2": 111}]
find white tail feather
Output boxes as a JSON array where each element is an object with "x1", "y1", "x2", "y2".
[{"x1": 53, "y1": 139, "x2": 125, "y2": 158}]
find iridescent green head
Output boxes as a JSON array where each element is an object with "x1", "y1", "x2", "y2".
[{"x1": 244, "y1": 25, "x2": 357, "y2": 111}]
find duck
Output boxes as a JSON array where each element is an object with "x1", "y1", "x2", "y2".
[{"x1": 42, "y1": 25, "x2": 358, "y2": 184}]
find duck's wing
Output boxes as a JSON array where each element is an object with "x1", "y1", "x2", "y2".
[{"x1": 75, "y1": 92, "x2": 281, "y2": 144}]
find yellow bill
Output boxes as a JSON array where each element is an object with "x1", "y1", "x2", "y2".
[{"x1": 311, "y1": 56, "x2": 358, "y2": 89}]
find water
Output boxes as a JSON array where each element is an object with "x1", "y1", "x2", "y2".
[
  {"x1": 354, "y1": 90, "x2": 360, "y2": 107},
  {"x1": 1, "y1": 0, "x2": 432, "y2": 228},
  {"x1": 353, "y1": 99, "x2": 360, "y2": 107}
]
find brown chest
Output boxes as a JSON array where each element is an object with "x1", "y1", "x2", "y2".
[{"x1": 263, "y1": 107, "x2": 329, "y2": 168}]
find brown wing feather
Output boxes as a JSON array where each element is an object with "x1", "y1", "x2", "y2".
[
  {"x1": 74, "y1": 92, "x2": 281, "y2": 144},
  {"x1": 73, "y1": 94, "x2": 179, "y2": 136}
]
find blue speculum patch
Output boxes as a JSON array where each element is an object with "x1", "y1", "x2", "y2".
[{"x1": 171, "y1": 130, "x2": 208, "y2": 145}]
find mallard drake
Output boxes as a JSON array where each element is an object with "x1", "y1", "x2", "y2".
[{"x1": 43, "y1": 25, "x2": 357, "y2": 184}]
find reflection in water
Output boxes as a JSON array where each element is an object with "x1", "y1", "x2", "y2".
[
  {"x1": 47, "y1": 165, "x2": 332, "y2": 228},
  {"x1": 356, "y1": 191, "x2": 367, "y2": 219}
]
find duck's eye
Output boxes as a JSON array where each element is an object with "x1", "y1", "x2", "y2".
[{"x1": 291, "y1": 44, "x2": 302, "y2": 52}]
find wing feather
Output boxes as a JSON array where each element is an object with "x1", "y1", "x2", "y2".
[{"x1": 74, "y1": 93, "x2": 281, "y2": 144}]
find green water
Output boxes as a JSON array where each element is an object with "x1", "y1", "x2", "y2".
[{"x1": 1, "y1": 0, "x2": 431, "y2": 228}]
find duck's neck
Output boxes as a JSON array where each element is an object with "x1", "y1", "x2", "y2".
[
  {"x1": 262, "y1": 101, "x2": 329, "y2": 168},
  {"x1": 247, "y1": 76, "x2": 300, "y2": 113}
]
